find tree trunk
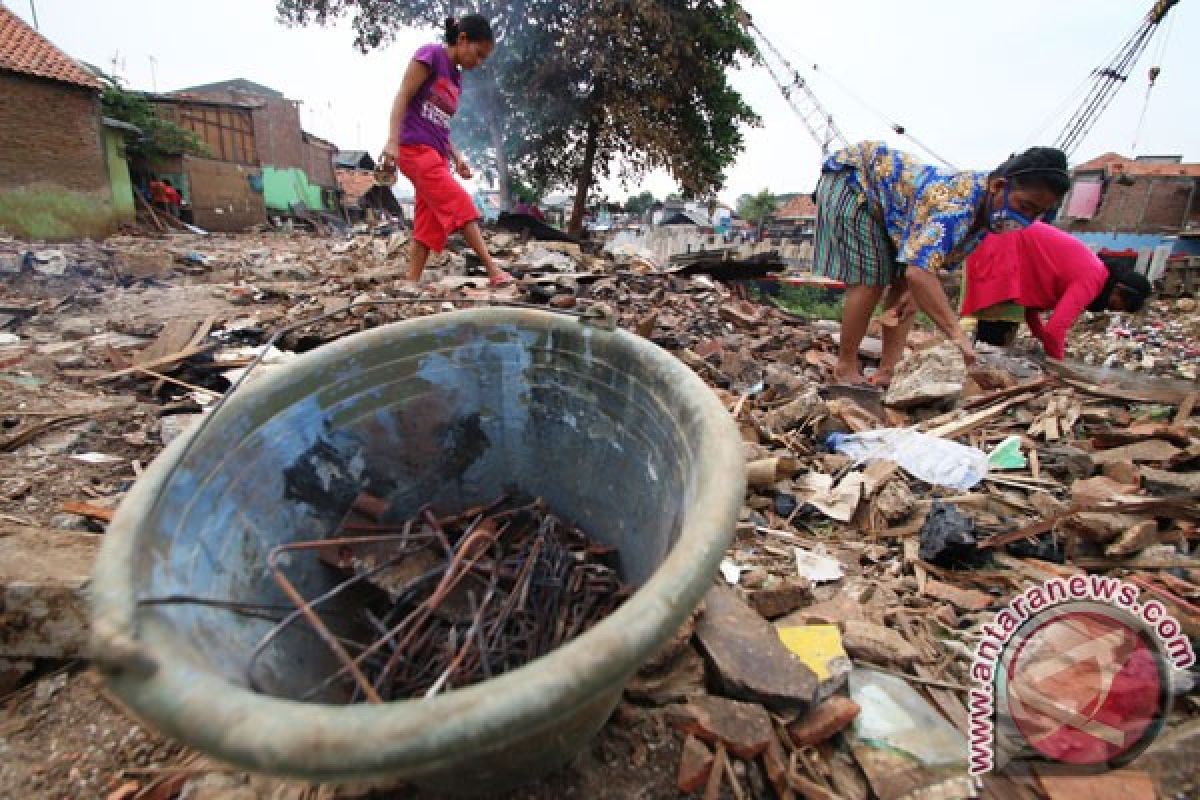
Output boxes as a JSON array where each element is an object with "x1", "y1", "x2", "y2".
[
  {"x1": 478, "y1": 67, "x2": 513, "y2": 211},
  {"x1": 568, "y1": 113, "x2": 601, "y2": 238},
  {"x1": 486, "y1": 113, "x2": 513, "y2": 212}
]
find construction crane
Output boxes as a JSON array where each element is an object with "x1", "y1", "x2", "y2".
[
  {"x1": 1054, "y1": 0, "x2": 1182, "y2": 157},
  {"x1": 743, "y1": 19, "x2": 848, "y2": 158},
  {"x1": 739, "y1": 13, "x2": 956, "y2": 168}
]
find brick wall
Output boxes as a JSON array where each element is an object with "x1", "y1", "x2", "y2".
[
  {"x1": 254, "y1": 97, "x2": 307, "y2": 170},
  {"x1": 303, "y1": 140, "x2": 337, "y2": 189},
  {"x1": 1070, "y1": 176, "x2": 1199, "y2": 234},
  {"x1": 0, "y1": 71, "x2": 107, "y2": 191}
]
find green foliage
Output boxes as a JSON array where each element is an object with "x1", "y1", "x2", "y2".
[
  {"x1": 276, "y1": 0, "x2": 760, "y2": 230},
  {"x1": 509, "y1": 178, "x2": 541, "y2": 204},
  {"x1": 770, "y1": 286, "x2": 844, "y2": 321},
  {"x1": 625, "y1": 190, "x2": 657, "y2": 213},
  {"x1": 737, "y1": 188, "x2": 777, "y2": 224},
  {"x1": 98, "y1": 74, "x2": 208, "y2": 160}
]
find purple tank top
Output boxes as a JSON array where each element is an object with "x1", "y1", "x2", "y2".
[{"x1": 399, "y1": 44, "x2": 462, "y2": 158}]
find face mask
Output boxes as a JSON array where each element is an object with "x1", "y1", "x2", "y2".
[{"x1": 989, "y1": 186, "x2": 1035, "y2": 233}]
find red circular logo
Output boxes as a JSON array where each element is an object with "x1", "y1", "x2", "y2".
[{"x1": 1003, "y1": 607, "x2": 1167, "y2": 767}]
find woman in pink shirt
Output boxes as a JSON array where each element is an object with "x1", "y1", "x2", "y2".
[
  {"x1": 379, "y1": 16, "x2": 513, "y2": 287},
  {"x1": 961, "y1": 222, "x2": 1151, "y2": 360}
]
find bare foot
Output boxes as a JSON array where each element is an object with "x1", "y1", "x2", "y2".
[
  {"x1": 832, "y1": 367, "x2": 868, "y2": 386},
  {"x1": 867, "y1": 369, "x2": 892, "y2": 388}
]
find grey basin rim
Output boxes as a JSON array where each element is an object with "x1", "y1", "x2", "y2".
[{"x1": 91, "y1": 307, "x2": 746, "y2": 779}]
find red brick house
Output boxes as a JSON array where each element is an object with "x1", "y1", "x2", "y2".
[
  {"x1": 1061, "y1": 152, "x2": 1200, "y2": 235},
  {"x1": 0, "y1": 5, "x2": 120, "y2": 240}
]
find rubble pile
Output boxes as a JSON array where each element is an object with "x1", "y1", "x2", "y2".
[
  {"x1": 1064, "y1": 297, "x2": 1200, "y2": 381},
  {"x1": 0, "y1": 222, "x2": 1197, "y2": 799}
]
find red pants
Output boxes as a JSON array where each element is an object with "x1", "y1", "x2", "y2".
[{"x1": 397, "y1": 144, "x2": 480, "y2": 252}]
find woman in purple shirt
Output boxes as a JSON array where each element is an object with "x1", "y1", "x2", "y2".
[{"x1": 380, "y1": 16, "x2": 513, "y2": 287}]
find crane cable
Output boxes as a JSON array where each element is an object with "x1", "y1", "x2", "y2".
[
  {"x1": 1054, "y1": 0, "x2": 1180, "y2": 157},
  {"x1": 1132, "y1": 9, "x2": 1176, "y2": 152},
  {"x1": 746, "y1": 20, "x2": 958, "y2": 169}
]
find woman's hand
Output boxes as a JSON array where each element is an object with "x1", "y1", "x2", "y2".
[
  {"x1": 380, "y1": 139, "x2": 398, "y2": 165},
  {"x1": 455, "y1": 157, "x2": 473, "y2": 180},
  {"x1": 952, "y1": 332, "x2": 978, "y2": 366}
]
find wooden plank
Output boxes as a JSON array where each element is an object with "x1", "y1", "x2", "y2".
[
  {"x1": 88, "y1": 342, "x2": 214, "y2": 383},
  {"x1": 60, "y1": 501, "x2": 115, "y2": 522},
  {"x1": 959, "y1": 377, "x2": 1052, "y2": 411},
  {"x1": 1061, "y1": 376, "x2": 1187, "y2": 407},
  {"x1": 923, "y1": 392, "x2": 1035, "y2": 439}
]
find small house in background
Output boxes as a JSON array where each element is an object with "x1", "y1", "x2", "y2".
[
  {"x1": 335, "y1": 151, "x2": 404, "y2": 223},
  {"x1": 0, "y1": 6, "x2": 130, "y2": 239},
  {"x1": 172, "y1": 79, "x2": 340, "y2": 217},
  {"x1": 766, "y1": 193, "x2": 817, "y2": 241},
  {"x1": 147, "y1": 92, "x2": 267, "y2": 231},
  {"x1": 1061, "y1": 153, "x2": 1200, "y2": 252},
  {"x1": 335, "y1": 151, "x2": 375, "y2": 171},
  {"x1": 1060, "y1": 152, "x2": 1200, "y2": 289}
]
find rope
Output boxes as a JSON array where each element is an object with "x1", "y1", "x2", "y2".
[{"x1": 749, "y1": 23, "x2": 957, "y2": 169}]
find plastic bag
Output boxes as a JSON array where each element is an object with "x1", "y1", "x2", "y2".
[{"x1": 826, "y1": 428, "x2": 989, "y2": 491}]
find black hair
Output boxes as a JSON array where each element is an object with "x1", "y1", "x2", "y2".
[
  {"x1": 444, "y1": 14, "x2": 494, "y2": 45},
  {"x1": 1087, "y1": 265, "x2": 1152, "y2": 313},
  {"x1": 992, "y1": 147, "x2": 1071, "y2": 196}
]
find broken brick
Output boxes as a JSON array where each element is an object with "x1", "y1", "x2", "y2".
[
  {"x1": 786, "y1": 696, "x2": 861, "y2": 747},
  {"x1": 666, "y1": 694, "x2": 774, "y2": 759},
  {"x1": 745, "y1": 577, "x2": 812, "y2": 619},
  {"x1": 676, "y1": 735, "x2": 714, "y2": 794}
]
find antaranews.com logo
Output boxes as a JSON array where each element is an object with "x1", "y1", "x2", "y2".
[{"x1": 969, "y1": 574, "x2": 1195, "y2": 776}]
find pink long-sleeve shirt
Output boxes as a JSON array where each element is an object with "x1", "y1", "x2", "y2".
[{"x1": 961, "y1": 222, "x2": 1109, "y2": 359}]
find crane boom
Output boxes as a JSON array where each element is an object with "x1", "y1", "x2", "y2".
[
  {"x1": 746, "y1": 23, "x2": 848, "y2": 158},
  {"x1": 1054, "y1": 0, "x2": 1181, "y2": 157}
]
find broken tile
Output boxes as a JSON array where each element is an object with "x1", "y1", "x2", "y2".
[
  {"x1": 841, "y1": 619, "x2": 921, "y2": 668},
  {"x1": 694, "y1": 585, "x2": 817, "y2": 712},
  {"x1": 786, "y1": 695, "x2": 861, "y2": 747},
  {"x1": 793, "y1": 547, "x2": 845, "y2": 584},
  {"x1": 777, "y1": 624, "x2": 851, "y2": 697},
  {"x1": 666, "y1": 694, "x2": 774, "y2": 759},
  {"x1": 676, "y1": 735, "x2": 715, "y2": 794},
  {"x1": 1035, "y1": 769, "x2": 1156, "y2": 800}
]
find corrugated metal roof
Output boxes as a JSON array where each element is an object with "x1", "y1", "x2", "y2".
[{"x1": 0, "y1": 5, "x2": 102, "y2": 89}]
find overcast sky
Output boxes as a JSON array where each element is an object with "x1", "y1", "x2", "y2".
[{"x1": 11, "y1": 0, "x2": 1199, "y2": 205}]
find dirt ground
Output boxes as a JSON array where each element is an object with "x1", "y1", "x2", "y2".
[{"x1": 0, "y1": 666, "x2": 685, "y2": 800}]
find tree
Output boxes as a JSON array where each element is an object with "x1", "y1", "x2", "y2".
[
  {"x1": 96, "y1": 72, "x2": 208, "y2": 161},
  {"x1": 625, "y1": 190, "x2": 657, "y2": 214},
  {"x1": 738, "y1": 188, "x2": 777, "y2": 236},
  {"x1": 276, "y1": 0, "x2": 558, "y2": 212},
  {"x1": 276, "y1": 0, "x2": 759, "y2": 235},
  {"x1": 511, "y1": 0, "x2": 759, "y2": 236}
]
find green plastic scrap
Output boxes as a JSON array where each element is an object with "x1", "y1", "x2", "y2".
[{"x1": 987, "y1": 434, "x2": 1027, "y2": 470}]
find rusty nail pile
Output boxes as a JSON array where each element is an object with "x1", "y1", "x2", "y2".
[{"x1": 248, "y1": 494, "x2": 630, "y2": 703}]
